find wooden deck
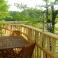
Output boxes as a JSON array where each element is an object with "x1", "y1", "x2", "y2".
[
  {"x1": 0, "y1": 36, "x2": 29, "y2": 49},
  {"x1": 0, "y1": 36, "x2": 35, "y2": 58}
]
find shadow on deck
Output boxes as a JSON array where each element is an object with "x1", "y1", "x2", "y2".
[{"x1": 0, "y1": 36, "x2": 35, "y2": 58}]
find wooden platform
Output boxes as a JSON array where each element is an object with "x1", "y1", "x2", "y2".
[{"x1": 0, "y1": 36, "x2": 29, "y2": 49}]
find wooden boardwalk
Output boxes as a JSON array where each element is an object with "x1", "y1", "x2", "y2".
[{"x1": 0, "y1": 22, "x2": 58, "y2": 58}]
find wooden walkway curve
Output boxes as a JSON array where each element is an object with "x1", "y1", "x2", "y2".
[
  {"x1": 0, "y1": 22, "x2": 58, "y2": 58},
  {"x1": 0, "y1": 25, "x2": 35, "y2": 58}
]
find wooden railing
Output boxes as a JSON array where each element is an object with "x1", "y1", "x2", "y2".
[{"x1": 0, "y1": 23, "x2": 58, "y2": 58}]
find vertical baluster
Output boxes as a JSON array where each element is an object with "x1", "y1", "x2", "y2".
[
  {"x1": 0, "y1": 23, "x2": 3, "y2": 36},
  {"x1": 20, "y1": 26, "x2": 24, "y2": 35},
  {"x1": 2, "y1": 23, "x2": 5, "y2": 36},
  {"x1": 56, "y1": 39, "x2": 58, "y2": 56},
  {"x1": 27, "y1": 28, "x2": 32, "y2": 41},
  {"x1": 43, "y1": 36, "x2": 49, "y2": 58},
  {"x1": 39, "y1": 33, "x2": 42, "y2": 58},
  {"x1": 51, "y1": 38, "x2": 56, "y2": 54},
  {"x1": 31, "y1": 30, "x2": 35, "y2": 58},
  {"x1": 24, "y1": 27, "x2": 28, "y2": 40},
  {"x1": 42, "y1": 34, "x2": 46, "y2": 58},
  {"x1": 35, "y1": 31, "x2": 41, "y2": 58}
]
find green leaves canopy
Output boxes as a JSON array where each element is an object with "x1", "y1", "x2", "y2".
[
  {"x1": 0, "y1": 0, "x2": 8, "y2": 20},
  {"x1": 0, "y1": 0, "x2": 8, "y2": 12}
]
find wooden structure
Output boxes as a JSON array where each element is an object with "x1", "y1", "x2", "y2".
[
  {"x1": 0, "y1": 22, "x2": 58, "y2": 58},
  {"x1": 0, "y1": 25, "x2": 35, "y2": 58}
]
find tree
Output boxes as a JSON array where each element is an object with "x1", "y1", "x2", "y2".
[
  {"x1": 43, "y1": 0, "x2": 56, "y2": 33},
  {"x1": 0, "y1": 0, "x2": 8, "y2": 20},
  {"x1": 0, "y1": 0, "x2": 8, "y2": 12}
]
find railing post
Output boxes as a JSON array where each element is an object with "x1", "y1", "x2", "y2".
[
  {"x1": 51, "y1": 38, "x2": 56, "y2": 53},
  {"x1": 1, "y1": 23, "x2": 5, "y2": 36},
  {"x1": 27, "y1": 28, "x2": 33, "y2": 41},
  {"x1": 35, "y1": 31, "x2": 40, "y2": 58},
  {"x1": 40, "y1": 33, "x2": 44, "y2": 58}
]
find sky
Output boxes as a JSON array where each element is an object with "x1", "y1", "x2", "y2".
[
  {"x1": 7, "y1": 0, "x2": 58, "y2": 11},
  {"x1": 7, "y1": 0, "x2": 46, "y2": 11}
]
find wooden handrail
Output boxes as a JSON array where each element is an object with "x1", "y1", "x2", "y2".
[
  {"x1": 6, "y1": 24, "x2": 58, "y2": 39},
  {"x1": 20, "y1": 24, "x2": 58, "y2": 39}
]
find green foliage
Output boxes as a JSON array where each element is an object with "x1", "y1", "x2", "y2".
[
  {"x1": 0, "y1": 0, "x2": 8, "y2": 20},
  {"x1": 0, "y1": 0, "x2": 8, "y2": 12},
  {"x1": 4, "y1": 8, "x2": 43, "y2": 23},
  {"x1": 19, "y1": 9, "x2": 43, "y2": 22},
  {"x1": 55, "y1": 14, "x2": 58, "y2": 22}
]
